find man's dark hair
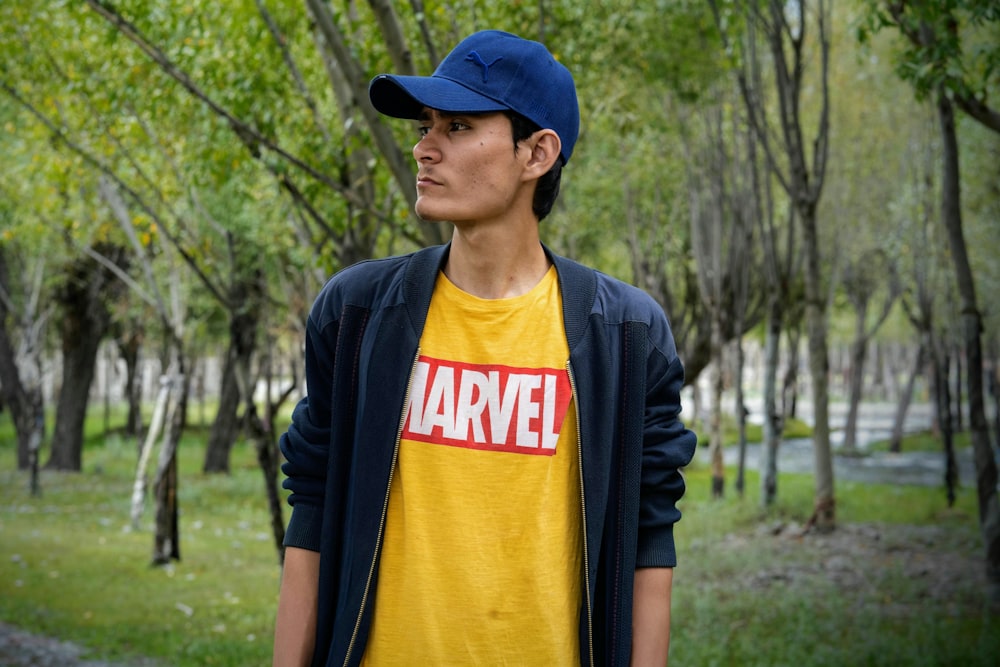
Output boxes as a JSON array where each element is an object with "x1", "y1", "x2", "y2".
[{"x1": 507, "y1": 111, "x2": 563, "y2": 221}]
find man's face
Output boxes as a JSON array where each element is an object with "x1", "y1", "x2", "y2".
[{"x1": 412, "y1": 109, "x2": 529, "y2": 225}]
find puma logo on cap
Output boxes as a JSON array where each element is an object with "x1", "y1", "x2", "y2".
[{"x1": 465, "y1": 51, "x2": 504, "y2": 83}]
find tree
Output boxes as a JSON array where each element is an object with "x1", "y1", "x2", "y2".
[
  {"x1": 839, "y1": 249, "x2": 899, "y2": 453},
  {"x1": 0, "y1": 239, "x2": 48, "y2": 490},
  {"x1": 74, "y1": 0, "x2": 452, "y2": 473},
  {"x1": 46, "y1": 244, "x2": 127, "y2": 471},
  {"x1": 99, "y1": 175, "x2": 189, "y2": 565},
  {"x1": 862, "y1": 0, "x2": 1000, "y2": 607},
  {"x1": 712, "y1": 0, "x2": 836, "y2": 529},
  {"x1": 890, "y1": 109, "x2": 948, "y2": 455},
  {"x1": 680, "y1": 88, "x2": 761, "y2": 498}
]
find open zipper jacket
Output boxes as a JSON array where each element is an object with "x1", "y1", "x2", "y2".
[{"x1": 280, "y1": 243, "x2": 697, "y2": 667}]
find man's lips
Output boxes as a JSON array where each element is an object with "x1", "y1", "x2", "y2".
[{"x1": 416, "y1": 174, "x2": 442, "y2": 187}]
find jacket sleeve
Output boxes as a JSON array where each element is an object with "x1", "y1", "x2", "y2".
[
  {"x1": 636, "y1": 337, "x2": 698, "y2": 568},
  {"x1": 279, "y1": 311, "x2": 339, "y2": 553}
]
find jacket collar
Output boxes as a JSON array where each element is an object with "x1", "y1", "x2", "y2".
[{"x1": 402, "y1": 242, "x2": 597, "y2": 352}]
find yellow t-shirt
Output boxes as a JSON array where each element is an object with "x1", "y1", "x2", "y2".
[{"x1": 361, "y1": 267, "x2": 582, "y2": 665}]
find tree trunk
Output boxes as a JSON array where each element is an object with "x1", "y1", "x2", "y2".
[
  {"x1": 131, "y1": 372, "x2": 173, "y2": 529},
  {"x1": 782, "y1": 326, "x2": 801, "y2": 421},
  {"x1": 937, "y1": 90, "x2": 1000, "y2": 608},
  {"x1": 709, "y1": 313, "x2": 725, "y2": 499},
  {"x1": 761, "y1": 296, "x2": 783, "y2": 506},
  {"x1": 202, "y1": 350, "x2": 243, "y2": 473},
  {"x1": 47, "y1": 323, "x2": 104, "y2": 471},
  {"x1": 203, "y1": 276, "x2": 263, "y2": 474},
  {"x1": 734, "y1": 337, "x2": 749, "y2": 499},
  {"x1": 801, "y1": 202, "x2": 835, "y2": 532},
  {"x1": 47, "y1": 248, "x2": 123, "y2": 471},
  {"x1": 843, "y1": 307, "x2": 869, "y2": 453},
  {"x1": 0, "y1": 247, "x2": 48, "y2": 474},
  {"x1": 890, "y1": 342, "x2": 925, "y2": 453},
  {"x1": 251, "y1": 402, "x2": 285, "y2": 565},
  {"x1": 933, "y1": 344, "x2": 959, "y2": 506},
  {"x1": 0, "y1": 336, "x2": 39, "y2": 472},
  {"x1": 117, "y1": 326, "x2": 143, "y2": 438},
  {"x1": 873, "y1": 343, "x2": 887, "y2": 401},
  {"x1": 238, "y1": 333, "x2": 295, "y2": 564},
  {"x1": 152, "y1": 354, "x2": 186, "y2": 566},
  {"x1": 954, "y1": 344, "x2": 964, "y2": 433},
  {"x1": 989, "y1": 341, "x2": 1000, "y2": 455}
]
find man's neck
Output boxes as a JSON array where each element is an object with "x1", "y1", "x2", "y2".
[{"x1": 444, "y1": 224, "x2": 550, "y2": 299}]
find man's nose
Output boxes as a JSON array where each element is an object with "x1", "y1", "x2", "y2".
[{"x1": 413, "y1": 130, "x2": 441, "y2": 162}]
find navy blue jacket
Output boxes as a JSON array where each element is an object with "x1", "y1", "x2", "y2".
[{"x1": 280, "y1": 243, "x2": 697, "y2": 666}]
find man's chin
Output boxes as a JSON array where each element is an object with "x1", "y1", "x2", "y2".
[{"x1": 413, "y1": 207, "x2": 447, "y2": 224}]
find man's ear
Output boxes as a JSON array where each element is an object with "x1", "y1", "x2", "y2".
[{"x1": 522, "y1": 129, "x2": 562, "y2": 180}]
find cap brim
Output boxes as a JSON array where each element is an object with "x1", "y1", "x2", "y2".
[{"x1": 369, "y1": 74, "x2": 509, "y2": 120}]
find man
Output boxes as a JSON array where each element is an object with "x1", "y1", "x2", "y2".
[{"x1": 273, "y1": 29, "x2": 696, "y2": 666}]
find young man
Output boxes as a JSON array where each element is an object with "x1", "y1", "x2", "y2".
[{"x1": 273, "y1": 30, "x2": 697, "y2": 667}]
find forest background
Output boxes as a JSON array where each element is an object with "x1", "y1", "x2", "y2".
[{"x1": 0, "y1": 0, "x2": 999, "y2": 665}]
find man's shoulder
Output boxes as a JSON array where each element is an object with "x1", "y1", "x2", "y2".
[
  {"x1": 309, "y1": 246, "x2": 441, "y2": 326},
  {"x1": 325, "y1": 253, "x2": 412, "y2": 291},
  {"x1": 549, "y1": 250, "x2": 669, "y2": 336},
  {"x1": 549, "y1": 251, "x2": 650, "y2": 304},
  {"x1": 595, "y1": 272, "x2": 665, "y2": 323}
]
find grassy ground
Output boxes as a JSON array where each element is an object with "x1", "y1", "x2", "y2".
[
  {"x1": 675, "y1": 461, "x2": 998, "y2": 666},
  {"x1": 0, "y1": 416, "x2": 282, "y2": 666},
  {"x1": 1, "y1": 411, "x2": 998, "y2": 666}
]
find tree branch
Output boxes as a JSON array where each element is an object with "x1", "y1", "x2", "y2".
[{"x1": 83, "y1": 0, "x2": 366, "y2": 209}]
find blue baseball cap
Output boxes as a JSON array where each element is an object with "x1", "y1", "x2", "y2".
[{"x1": 369, "y1": 30, "x2": 579, "y2": 164}]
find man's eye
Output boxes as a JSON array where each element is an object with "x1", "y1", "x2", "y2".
[
  {"x1": 417, "y1": 126, "x2": 431, "y2": 137},
  {"x1": 450, "y1": 122, "x2": 470, "y2": 132}
]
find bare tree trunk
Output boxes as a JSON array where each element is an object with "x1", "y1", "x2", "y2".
[
  {"x1": 709, "y1": 315, "x2": 725, "y2": 499},
  {"x1": 783, "y1": 326, "x2": 801, "y2": 421},
  {"x1": 47, "y1": 246, "x2": 125, "y2": 471},
  {"x1": 842, "y1": 312, "x2": 868, "y2": 453},
  {"x1": 47, "y1": 326, "x2": 103, "y2": 471},
  {"x1": 116, "y1": 326, "x2": 143, "y2": 438},
  {"x1": 842, "y1": 255, "x2": 898, "y2": 454},
  {"x1": 937, "y1": 90, "x2": 1000, "y2": 607},
  {"x1": 204, "y1": 275, "x2": 263, "y2": 474},
  {"x1": 872, "y1": 343, "x2": 886, "y2": 401},
  {"x1": 131, "y1": 373, "x2": 173, "y2": 530},
  {"x1": 241, "y1": 337, "x2": 296, "y2": 565},
  {"x1": 989, "y1": 340, "x2": 1000, "y2": 455},
  {"x1": 803, "y1": 211, "x2": 835, "y2": 531},
  {"x1": 0, "y1": 247, "x2": 47, "y2": 476},
  {"x1": 202, "y1": 350, "x2": 243, "y2": 473},
  {"x1": 27, "y1": 407, "x2": 43, "y2": 496},
  {"x1": 890, "y1": 343, "x2": 925, "y2": 453},
  {"x1": 760, "y1": 296, "x2": 783, "y2": 506},
  {"x1": 954, "y1": 344, "x2": 964, "y2": 433},
  {"x1": 933, "y1": 344, "x2": 959, "y2": 506},
  {"x1": 734, "y1": 337, "x2": 749, "y2": 499},
  {"x1": 97, "y1": 174, "x2": 188, "y2": 568},
  {"x1": 152, "y1": 354, "x2": 185, "y2": 566}
]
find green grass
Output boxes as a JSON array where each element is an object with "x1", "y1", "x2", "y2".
[
  {"x1": 690, "y1": 413, "x2": 813, "y2": 448},
  {"x1": 675, "y1": 459, "x2": 999, "y2": 667},
  {"x1": 2, "y1": 409, "x2": 999, "y2": 666},
  {"x1": 1, "y1": 416, "x2": 283, "y2": 666},
  {"x1": 868, "y1": 428, "x2": 973, "y2": 453}
]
